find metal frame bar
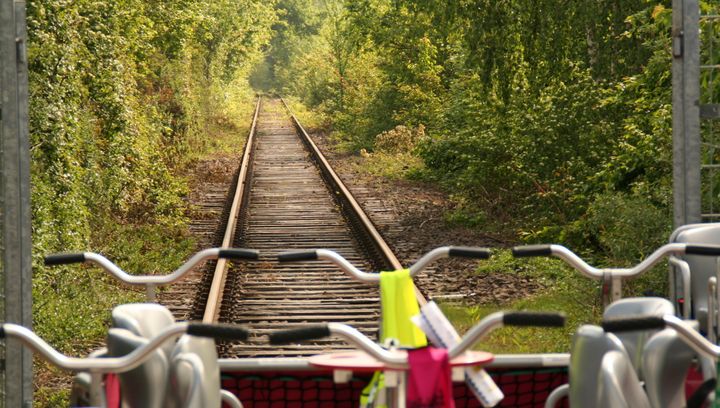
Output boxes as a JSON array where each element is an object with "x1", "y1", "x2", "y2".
[
  {"x1": 0, "y1": 0, "x2": 31, "y2": 406},
  {"x1": 217, "y1": 353, "x2": 570, "y2": 371},
  {"x1": 673, "y1": 0, "x2": 702, "y2": 227}
]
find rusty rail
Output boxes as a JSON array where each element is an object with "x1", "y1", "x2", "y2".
[
  {"x1": 280, "y1": 98, "x2": 427, "y2": 305},
  {"x1": 202, "y1": 97, "x2": 261, "y2": 323}
]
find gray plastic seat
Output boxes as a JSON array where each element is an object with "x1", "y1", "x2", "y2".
[
  {"x1": 602, "y1": 297, "x2": 675, "y2": 374},
  {"x1": 108, "y1": 304, "x2": 176, "y2": 408},
  {"x1": 568, "y1": 325, "x2": 629, "y2": 408},
  {"x1": 642, "y1": 327, "x2": 697, "y2": 408},
  {"x1": 75, "y1": 303, "x2": 241, "y2": 407},
  {"x1": 597, "y1": 350, "x2": 651, "y2": 408},
  {"x1": 168, "y1": 336, "x2": 221, "y2": 408},
  {"x1": 110, "y1": 303, "x2": 240, "y2": 408},
  {"x1": 108, "y1": 328, "x2": 171, "y2": 408},
  {"x1": 669, "y1": 223, "x2": 720, "y2": 331},
  {"x1": 111, "y1": 303, "x2": 176, "y2": 355}
]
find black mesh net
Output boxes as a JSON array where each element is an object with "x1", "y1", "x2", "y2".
[{"x1": 220, "y1": 367, "x2": 568, "y2": 407}]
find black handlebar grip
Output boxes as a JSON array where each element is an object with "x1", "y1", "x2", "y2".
[
  {"x1": 512, "y1": 245, "x2": 553, "y2": 258},
  {"x1": 277, "y1": 251, "x2": 318, "y2": 262},
  {"x1": 269, "y1": 325, "x2": 330, "y2": 345},
  {"x1": 602, "y1": 316, "x2": 666, "y2": 333},
  {"x1": 218, "y1": 248, "x2": 259, "y2": 260},
  {"x1": 503, "y1": 312, "x2": 566, "y2": 327},
  {"x1": 448, "y1": 247, "x2": 491, "y2": 259},
  {"x1": 0, "y1": 326, "x2": 5, "y2": 338},
  {"x1": 187, "y1": 323, "x2": 249, "y2": 341},
  {"x1": 44, "y1": 253, "x2": 86, "y2": 266},
  {"x1": 685, "y1": 245, "x2": 720, "y2": 256}
]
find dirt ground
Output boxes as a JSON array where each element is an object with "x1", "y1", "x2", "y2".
[{"x1": 311, "y1": 133, "x2": 542, "y2": 306}]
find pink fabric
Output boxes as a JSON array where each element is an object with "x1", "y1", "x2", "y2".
[
  {"x1": 104, "y1": 373, "x2": 121, "y2": 408},
  {"x1": 407, "y1": 347, "x2": 455, "y2": 408}
]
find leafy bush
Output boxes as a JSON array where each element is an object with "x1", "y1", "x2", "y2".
[
  {"x1": 374, "y1": 124, "x2": 424, "y2": 154},
  {"x1": 567, "y1": 192, "x2": 672, "y2": 264},
  {"x1": 268, "y1": 1, "x2": 683, "y2": 270}
]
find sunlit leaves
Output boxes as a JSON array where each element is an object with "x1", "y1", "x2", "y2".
[{"x1": 27, "y1": 0, "x2": 276, "y2": 354}]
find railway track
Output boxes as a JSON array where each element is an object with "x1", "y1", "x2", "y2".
[
  {"x1": 155, "y1": 95, "x2": 569, "y2": 407},
  {"x1": 161, "y1": 96, "x2": 409, "y2": 358}
]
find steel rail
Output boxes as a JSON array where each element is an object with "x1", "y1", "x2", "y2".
[
  {"x1": 279, "y1": 98, "x2": 427, "y2": 305},
  {"x1": 203, "y1": 97, "x2": 261, "y2": 323}
]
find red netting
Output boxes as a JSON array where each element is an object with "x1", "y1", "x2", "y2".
[{"x1": 221, "y1": 367, "x2": 568, "y2": 407}]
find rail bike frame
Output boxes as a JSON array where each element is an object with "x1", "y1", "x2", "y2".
[{"x1": 218, "y1": 354, "x2": 570, "y2": 407}]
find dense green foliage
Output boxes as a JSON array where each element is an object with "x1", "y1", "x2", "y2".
[
  {"x1": 268, "y1": 0, "x2": 689, "y2": 265},
  {"x1": 28, "y1": 0, "x2": 276, "y2": 351},
  {"x1": 24, "y1": 0, "x2": 718, "y2": 397}
]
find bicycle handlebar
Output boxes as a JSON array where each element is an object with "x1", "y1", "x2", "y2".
[
  {"x1": 602, "y1": 316, "x2": 666, "y2": 333},
  {"x1": 269, "y1": 323, "x2": 407, "y2": 365},
  {"x1": 44, "y1": 253, "x2": 87, "y2": 265},
  {"x1": 0, "y1": 322, "x2": 249, "y2": 373},
  {"x1": 602, "y1": 314, "x2": 720, "y2": 359},
  {"x1": 447, "y1": 246, "x2": 492, "y2": 259},
  {"x1": 685, "y1": 245, "x2": 720, "y2": 256},
  {"x1": 268, "y1": 325, "x2": 330, "y2": 344},
  {"x1": 276, "y1": 246, "x2": 491, "y2": 282},
  {"x1": 502, "y1": 311, "x2": 566, "y2": 327},
  {"x1": 511, "y1": 243, "x2": 720, "y2": 280},
  {"x1": 268, "y1": 311, "x2": 565, "y2": 364},
  {"x1": 511, "y1": 245, "x2": 553, "y2": 258},
  {"x1": 186, "y1": 323, "x2": 250, "y2": 340},
  {"x1": 44, "y1": 247, "x2": 259, "y2": 286},
  {"x1": 277, "y1": 251, "x2": 318, "y2": 262},
  {"x1": 448, "y1": 311, "x2": 565, "y2": 359}
]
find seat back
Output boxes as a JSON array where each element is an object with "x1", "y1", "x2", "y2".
[
  {"x1": 168, "y1": 336, "x2": 221, "y2": 408},
  {"x1": 597, "y1": 350, "x2": 651, "y2": 408},
  {"x1": 109, "y1": 303, "x2": 176, "y2": 408},
  {"x1": 112, "y1": 303, "x2": 176, "y2": 355},
  {"x1": 107, "y1": 328, "x2": 170, "y2": 408},
  {"x1": 602, "y1": 297, "x2": 674, "y2": 374},
  {"x1": 568, "y1": 325, "x2": 628, "y2": 408},
  {"x1": 642, "y1": 328, "x2": 696, "y2": 408},
  {"x1": 670, "y1": 223, "x2": 720, "y2": 331}
]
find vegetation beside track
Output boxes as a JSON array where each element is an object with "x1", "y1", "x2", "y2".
[
  {"x1": 27, "y1": 0, "x2": 715, "y2": 402},
  {"x1": 28, "y1": 0, "x2": 274, "y2": 404},
  {"x1": 263, "y1": 0, "x2": 685, "y2": 262}
]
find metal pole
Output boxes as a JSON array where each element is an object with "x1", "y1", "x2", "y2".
[
  {"x1": 673, "y1": 0, "x2": 701, "y2": 228},
  {"x1": 1, "y1": 0, "x2": 33, "y2": 406}
]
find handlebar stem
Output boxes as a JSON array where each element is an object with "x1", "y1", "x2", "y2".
[
  {"x1": 709, "y1": 277, "x2": 717, "y2": 343},
  {"x1": 315, "y1": 246, "x2": 460, "y2": 283},
  {"x1": 84, "y1": 248, "x2": 222, "y2": 286},
  {"x1": 327, "y1": 323, "x2": 407, "y2": 366},
  {"x1": 550, "y1": 243, "x2": 697, "y2": 302},
  {"x1": 316, "y1": 250, "x2": 380, "y2": 282},
  {"x1": 668, "y1": 257, "x2": 692, "y2": 319}
]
